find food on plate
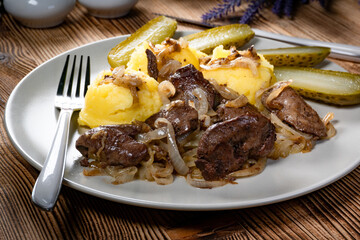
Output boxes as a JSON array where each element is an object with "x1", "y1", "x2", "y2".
[
  {"x1": 76, "y1": 32, "x2": 337, "y2": 187},
  {"x1": 257, "y1": 46, "x2": 330, "y2": 67},
  {"x1": 261, "y1": 84, "x2": 327, "y2": 138},
  {"x1": 78, "y1": 68, "x2": 162, "y2": 128},
  {"x1": 127, "y1": 38, "x2": 204, "y2": 78},
  {"x1": 77, "y1": 125, "x2": 149, "y2": 167},
  {"x1": 274, "y1": 67, "x2": 360, "y2": 105},
  {"x1": 196, "y1": 103, "x2": 276, "y2": 181},
  {"x1": 201, "y1": 45, "x2": 274, "y2": 104},
  {"x1": 108, "y1": 16, "x2": 177, "y2": 68},
  {"x1": 183, "y1": 24, "x2": 255, "y2": 54}
]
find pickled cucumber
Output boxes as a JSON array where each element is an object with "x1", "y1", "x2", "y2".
[
  {"x1": 258, "y1": 47, "x2": 330, "y2": 67},
  {"x1": 183, "y1": 24, "x2": 254, "y2": 54},
  {"x1": 274, "y1": 67, "x2": 360, "y2": 105},
  {"x1": 108, "y1": 16, "x2": 177, "y2": 68}
]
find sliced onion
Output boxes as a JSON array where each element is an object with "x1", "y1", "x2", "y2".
[
  {"x1": 158, "y1": 59, "x2": 182, "y2": 79},
  {"x1": 234, "y1": 57, "x2": 259, "y2": 76},
  {"x1": 104, "y1": 166, "x2": 138, "y2": 184},
  {"x1": 192, "y1": 88, "x2": 209, "y2": 116},
  {"x1": 158, "y1": 80, "x2": 176, "y2": 105},
  {"x1": 150, "y1": 162, "x2": 174, "y2": 178},
  {"x1": 207, "y1": 78, "x2": 239, "y2": 100},
  {"x1": 228, "y1": 158, "x2": 267, "y2": 178},
  {"x1": 153, "y1": 175, "x2": 173, "y2": 185},
  {"x1": 149, "y1": 162, "x2": 174, "y2": 185},
  {"x1": 269, "y1": 113, "x2": 315, "y2": 159},
  {"x1": 137, "y1": 147, "x2": 155, "y2": 181},
  {"x1": 136, "y1": 127, "x2": 167, "y2": 143},
  {"x1": 182, "y1": 148, "x2": 198, "y2": 168},
  {"x1": 225, "y1": 95, "x2": 249, "y2": 108},
  {"x1": 155, "y1": 118, "x2": 189, "y2": 175},
  {"x1": 322, "y1": 112, "x2": 336, "y2": 139},
  {"x1": 186, "y1": 168, "x2": 227, "y2": 189},
  {"x1": 112, "y1": 65, "x2": 125, "y2": 79},
  {"x1": 270, "y1": 113, "x2": 313, "y2": 140},
  {"x1": 265, "y1": 80, "x2": 292, "y2": 105},
  {"x1": 200, "y1": 57, "x2": 259, "y2": 76}
]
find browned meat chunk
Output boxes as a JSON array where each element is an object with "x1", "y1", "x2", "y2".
[
  {"x1": 261, "y1": 86, "x2": 326, "y2": 138},
  {"x1": 146, "y1": 101, "x2": 199, "y2": 138},
  {"x1": 217, "y1": 103, "x2": 264, "y2": 122},
  {"x1": 146, "y1": 49, "x2": 158, "y2": 80},
  {"x1": 76, "y1": 125, "x2": 149, "y2": 167},
  {"x1": 169, "y1": 64, "x2": 220, "y2": 109},
  {"x1": 196, "y1": 106, "x2": 275, "y2": 180}
]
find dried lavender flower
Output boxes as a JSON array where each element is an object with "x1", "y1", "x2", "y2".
[
  {"x1": 272, "y1": 0, "x2": 284, "y2": 16},
  {"x1": 202, "y1": 0, "x2": 333, "y2": 24},
  {"x1": 240, "y1": 0, "x2": 266, "y2": 24},
  {"x1": 284, "y1": 0, "x2": 294, "y2": 17},
  {"x1": 202, "y1": 0, "x2": 242, "y2": 21}
]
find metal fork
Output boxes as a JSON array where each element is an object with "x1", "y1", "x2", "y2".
[{"x1": 32, "y1": 55, "x2": 91, "y2": 211}]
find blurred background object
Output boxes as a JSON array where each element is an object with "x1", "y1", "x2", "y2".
[
  {"x1": 3, "y1": 0, "x2": 76, "y2": 28},
  {"x1": 78, "y1": 0, "x2": 138, "y2": 18}
]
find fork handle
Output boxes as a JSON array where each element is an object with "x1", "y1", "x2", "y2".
[{"x1": 32, "y1": 109, "x2": 73, "y2": 211}]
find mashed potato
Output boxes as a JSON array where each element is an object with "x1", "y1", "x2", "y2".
[
  {"x1": 78, "y1": 69, "x2": 162, "y2": 128},
  {"x1": 79, "y1": 41, "x2": 274, "y2": 128},
  {"x1": 127, "y1": 40, "x2": 204, "y2": 75},
  {"x1": 202, "y1": 45, "x2": 274, "y2": 104},
  {"x1": 126, "y1": 41, "x2": 152, "y2": 74}
]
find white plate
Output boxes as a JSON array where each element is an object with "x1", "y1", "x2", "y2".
[{"x1": 5, "y1": 31, "x2": 360, "y2": 211}]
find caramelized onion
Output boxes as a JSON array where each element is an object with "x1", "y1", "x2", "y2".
[
  {"x1": 200, "y1": 47, "x2": 260, "y2": 77},
  {"x1": 105, "y1": 166, "x2": 138, "y2": 184},
  {"x1": 265, "y1": 80, "x2": 292, "y2": 105},
  {"x1": 158, "y1": 59, "x2": 182, "y2": 79},
  {"x1": 192, "y1": 88, "x2": 209, "y2": 116},
  {"x1": 155, "y1": 118, "x2": 189, "y2": 175},
  {"x1": 322, "y1": 112, "x2": 336, "y2": 139},
  {"x1": 158, "y1": 80, "x2": 176, "y2": 105},
  {"x1": 136, "y1": 127, "x2": 167, "y2": 143},
  {"x1": 149, "y1": 162, "x2": 174, "y2": 185},
  {"x1": 228, "y1": 158, "x2": 267, "y2": 178},
  {"x1": 112, "y1": 65, "x2": 125, "y2": 79},
  {"x1": 225, "y1": 95, "x2": 249, "y2": 108},
  {"x1": 269, "y1": 113, "x2": 315, "y2": 159},
  {"x1": 182, "y1": 148, "x2": 198, "y2": 168},
  {"x1": 270, "y1": 113, "x2": 313, "y2": 140},
  {"x1": 186, "y1": 168, "x2": 227, "y2": 189},
  {"x1": 207, "y1": 78, "x2": 239, "y2": 100}
]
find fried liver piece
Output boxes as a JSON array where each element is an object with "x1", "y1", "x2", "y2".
[
  {"x1": 196, "y1": 105, "x2": 276, "y2": 181},
  {"x1": 169, "y1": 64, "x2": 220, "y2": 109},
  {"x1": 146, "y1": 49, "x2": 158, "y2": 80},
  {"x1": 146, "y1": 101, "x2": 199, "y2": 138},
  {"x1": 76, "y1": 125, "x2": 149, "y2": 167},
  {"x1": 261, "y1": 86, "x2": 326, "y2": 138},
  {"x1": 217, "y1": 103, "x2": 264, "y2": 122}
]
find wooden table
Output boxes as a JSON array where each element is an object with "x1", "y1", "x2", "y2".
[{"x1": 1, "y1": 0, "x2": 359, "y2": 239}]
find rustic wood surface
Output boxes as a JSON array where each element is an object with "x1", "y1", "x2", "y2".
[{"x1": 1, "y1": 0, "x2": 359, "y2": 239}]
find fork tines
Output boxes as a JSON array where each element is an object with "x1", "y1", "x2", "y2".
[{"x1": 57, "y1": 55, "x2": 91, "y2": 99}]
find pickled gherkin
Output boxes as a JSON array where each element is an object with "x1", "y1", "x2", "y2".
[
  {"x1": 274, "y1": 67, "x2": 360, "y2": 105},
  {"x1": 258, "y1": 46, "x2": 330, "y2": 67},
  {"x1": 183, "y1": 24, "x2": 254, "y2": 54},
  {"x1": 108, "y1": 16, "x2": 177, "y2": 68}
]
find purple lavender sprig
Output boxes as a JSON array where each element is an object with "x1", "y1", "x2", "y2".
[
  {"x1": 272, "y1": 0, "x2": 284, "y2": 16},
  {"x1": 240, "y1": 0, "x2": 267, "y2": 24},
  {"x1": 284, "y1": 0, "x2": 294, "y2": 17},
  {"x1": 202, "y1": 0, "x2": 242, "y2": 21},
  {"x1": 202, "y1": 0, "x2": 332, "y2": 24}
]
